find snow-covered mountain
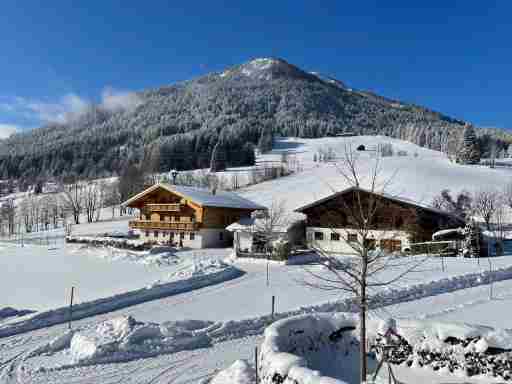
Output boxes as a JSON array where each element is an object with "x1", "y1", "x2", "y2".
[{"x1": 1, "y1": 57, "x2": 510, "y2": 180}]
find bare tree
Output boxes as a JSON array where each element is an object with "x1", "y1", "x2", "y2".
[
  {"x1": 473, "y1": 189, "x2": 499, "y2": 230},
  {"x1": 431, "y1": 189, "x2": 472, "y2": 220},
  {"x1": 0, "y1": 198, "x2": 16, "y2": 236},
  {"x1": 61, "y1": 181, "x2": 84, "y2": 225},
  {"x1": 253, "y1": 200, "x2": 288, "y2": 257},
  {"x1": 502, "y1": 182, "x2": 512, "y2": 211},
  {"x1": 301, "y1": 144, "x2": 425, "y2": 383},
  {"x1": 83, "y1": 182, "x2": 102, "y2": 223},
  {"x1": 104, "y1": 181, "x2": 122, "y2": 219}
]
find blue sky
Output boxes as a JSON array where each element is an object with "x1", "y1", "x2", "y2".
[{"x1": 1, "y1": 1, "x2": 511, "y2": 137}]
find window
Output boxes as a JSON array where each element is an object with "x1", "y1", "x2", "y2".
[
  {"x1": 314, "y1": 231, "x2": 324, "y2": 241},
  {"x1": 347, "y1": 234, "x2": 358, "y2": 243},
  {"x1": 180, "y1": 232, "x2": 185, "y2": 239},
  {"x1": 169, "y1": 232, "x2": 174, "y2": 238},
  {"x1": 330, "y1": 232, "x2": 340, "y2": 241},
  {"x1": 154, "y1": 231, "x2": 159, "y2": 238},
  {"x1": 380, "y1": 239, "x2": 402, "y2": 253},
  {"x1": 190, "y1": 232, "x2": 195, "y2": 240},
  {"x1": 145, "y1": 231, "x2": 150, "y2": 237},
  {"x1": 219, "y1": 232, "x2": 224, "y2": 241}
]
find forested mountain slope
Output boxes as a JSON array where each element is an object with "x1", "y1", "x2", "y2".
[{"x1": 0, "y1": 58, "x2": 508, "y2": 180}]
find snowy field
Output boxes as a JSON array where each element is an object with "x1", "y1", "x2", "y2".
[
  {"x1": 240, "y1": 136, "x2": 512, "y2": 214},
  {"x1": 0, "y1": 241, "x2": 232, "y2": 312}
]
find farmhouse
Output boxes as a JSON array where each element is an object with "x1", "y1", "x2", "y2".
[
  {"x1": 295, "y1": 186, "x2": 464, "y2": 254},
  {"x1": 123, "y1": 183, "x2": 265, "y2": 248}
]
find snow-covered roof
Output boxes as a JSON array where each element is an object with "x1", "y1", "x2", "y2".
[
  {"x1": 432, "y1": 227, "x2": 465, "y2": 240},
  {"x1": 226, "y1": 215, "x2": 301, "y2": 233},
  {"x1": 123, "y1": 183, "x2": 265, "y2": 210}
]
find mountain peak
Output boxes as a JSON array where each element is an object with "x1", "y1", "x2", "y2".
[{"x1": 219, "y1": 57, "x2": 311, "y2": 81}]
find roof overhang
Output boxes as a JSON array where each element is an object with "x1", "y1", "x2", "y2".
[{"x1": 121, "y1": 184, "x2": 188, "y2": 207}]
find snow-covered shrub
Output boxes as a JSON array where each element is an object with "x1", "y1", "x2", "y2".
[{"x1": 259, "y1": 313, "x2": 359, "y2": 384}]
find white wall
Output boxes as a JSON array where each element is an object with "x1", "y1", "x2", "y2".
[
  {"x1": 233, "y1": 231, "x2": 253, "y2": 252},
  {"x1": 306, "y1": 227, "x2": 410, "y2": 254},
  {"x1": 200, "y1": 228, "x2": 233, "y2": 248},
  {"x1": 136, "y1": 229, "x2": 202, "y2": 248}
]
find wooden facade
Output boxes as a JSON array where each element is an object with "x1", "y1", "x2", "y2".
[
  {"x1": 296, "y1": 187, "x2": 464, "y2": 253},
  {"x1": 123, "y1": 184, "x2": 263, "y2": 248}
]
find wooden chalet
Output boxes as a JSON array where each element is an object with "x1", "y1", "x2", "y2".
[
  {"x1": 123, "y1": 183, "x2": 265, "y2": 248},
  {"x1": 295, "y1": 186, "x2": 464, "y2": 254}
]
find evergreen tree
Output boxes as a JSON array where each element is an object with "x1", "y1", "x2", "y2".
[
  {"x1": 462, "y1": 220, "x2": 480, "y2": 258},
  {"x1": 457, "y1": 124, "x2": 481, "y2": 164},
  {"x1": 258, "y1": 127, "x2": 273, "y2": 153}
]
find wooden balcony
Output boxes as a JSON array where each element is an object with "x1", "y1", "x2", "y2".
[
  {"x1": 146, "y1": 203, "x2": 181, "y2": 212},
  {"x1": 129, "y1": 220, "x2": 198, "y2": 231}
]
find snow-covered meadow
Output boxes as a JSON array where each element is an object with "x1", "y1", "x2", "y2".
[{"x1": 2, "y1": 135, "x2": 512, "y2": 383}]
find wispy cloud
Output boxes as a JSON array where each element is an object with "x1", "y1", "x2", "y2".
[
  {"x1": 100, "y1": 87, "x2": 142, "y2": 113},
  {"x1": 0, "y1": 87, "x2": 142, "y2": 128},
  {"x1": 0, "y1": 124, "x2": 19, "y2": 139}
]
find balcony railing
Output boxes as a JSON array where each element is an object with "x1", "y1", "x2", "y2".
[
  {"x1": 146, "y1": 203, "x2": 181, "y2": 212},
  {"x1": 129, "y1": 220, "x2": 198, "y2": 231}
]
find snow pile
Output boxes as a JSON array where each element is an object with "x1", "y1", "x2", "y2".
[
  {"x1": 166, "y1": 259, "x2": 231, "y2": 281},
  {"x1": 259, "y1": 313, "x2": 359, "y2": 384},
  {"x1": 74, "y1": 244, "x2": 180, "y2": 266},
  {"x1": 392, "y1": 320, "x2": 512, "y2": 380},
  {"x1": 210, "y1": 360, "x2": 256, "y2": 384},
  {"x1": 69, "y1": 316, "x2": 213, "y2": 364},
  {"x1": 29, "y1": 330, "x2": 76, "y2": 357},
  {"x1": 66, "y1": 235, "x2": 151, "y2": 251}
]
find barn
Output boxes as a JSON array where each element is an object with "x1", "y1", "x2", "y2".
[{"x1": 295, "y1": 186, "x2": 464, "y2": 254}]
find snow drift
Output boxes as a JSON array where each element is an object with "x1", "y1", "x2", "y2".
[
  {"x1": 210, "y1": 360, "x2": 256, "y2": 384},
  {"x1": 69, "y1": 316, "x2": 214, "y2": 364}
]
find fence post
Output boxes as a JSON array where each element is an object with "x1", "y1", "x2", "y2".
[
  {"x1": 255, "y1": 346, "x2": 259, "y2": 384},
  {"x1": 68, "y1": 286, "x2": 75, "y2": 330},
  {"x1": 271, "y1": 295, "x2": 275, "y2": 320}
]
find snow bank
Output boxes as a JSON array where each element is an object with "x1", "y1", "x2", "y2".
[
  {"x1": 207, "y1": 262, "x2": 512, "y2": 344},
  {"x1": 164, "y1": 259, "x2": 232, "y2": 281},
  {"x1": 259, "y1": 313, "x2": 359, "y2": 384},
  {"x1": 68, "y1": 315, "x2": 212, "y2": 364},
  {"x1": 397, "y1": 319, "x2": 512, "y2": 353},
  {"x1": 0, "y1": 264, "x2": 243, "y2": 338},
  {"x1": 66, "y1": 235, "x2": 151, "y2": 251},
  {"x1": 210, "y1": 360, "x2": 256, "y2": 384}
]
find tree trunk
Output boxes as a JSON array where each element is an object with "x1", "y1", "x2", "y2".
[{"x1": 359, "y1": 282, "x2": 367, "y2": 383}]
